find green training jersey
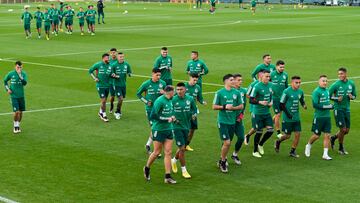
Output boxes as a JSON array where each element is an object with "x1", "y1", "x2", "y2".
[
  {"x1": 213, "y1": 88, "x2": 242, "y2": 125},
  {"x1": 237, "y1": 87, "x2": 247, "y2": 114},
  {"x1": 270, "y1": 70, "x2": 288, "y2": 100},
  {"x1": 109, "y1": 57, "x2": 117, "y2": 65},
  {"x1": 34, "y1": 11, "x2": 43, "y2": 23},
  {"x1": 150, "y1": 95, "x2": 174, "y2": 131},
  {"x1": 48, "y1": 8, "x2": 55, "y2": 17},
  {"x1": 3, "y1": 70, "x2": 28, "y2": 98},
  {"x1": 251, "y1": 63, "x2": 275, "y2": 81},
  {"x1": 186, "y1": 59, "x2": 209, "y2": 85},
  {"x1": 136, "y1": 79, "x2": 166, "y2": 110},
  {"x1": 63, "y1": 10, "x2": 75, "y2": 21},
  {"x1": 312, "y1": 86, "x2": 332, "y2": 118},
  {"x1": 154, "y1": 55, "x2": 173, "y2": 80},
  {"x1": 280, "y1": 87, "x2": 305, "y2": 122},
  {"x1": 43, "y1": 13, "x2": 51, "y2": 25},
  {"x1": 77, "y1": 11, "x2": 85, "y2": 23},
  {"x1": 21, "y1": 11, "x2": 33, "y2": 24},
  {"x1": 251, "y1": 0, "x2": 257, "y2": 7},
  {"x1": 172, "y1": 94, "x2": 197, "y2": 130},
  {"x1": 110, "y1": 61, "x2": 132, "y2": 87},
  {"x1": 185, "y1": 82, "x2": 204, "y2": 104},
  {"x1": 88, "y1": 61, "x2": 111, "y2": 88},
  {"x1": 250, "y1": 82, "x2": 273, "y2": 115},
  {"x1": 51, "y1": 9, "x2": 61, "y2": 21},
  {"x1": 87, "y1": 10, "x2": 96, "y2": 21},
  {"x1": 247, "y1": 80, "x2": 259, "y2": 113},
  {"x1": 329, "y1": 79, "x2": 357, "y2": 112}
]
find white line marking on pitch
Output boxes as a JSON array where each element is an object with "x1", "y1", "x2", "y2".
[{"x1": 0, "y1": 196, "x2": 19, "y2": 203}]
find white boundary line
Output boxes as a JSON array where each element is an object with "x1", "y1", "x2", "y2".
[{"x1": 0, "y1": 196, "x2": 19, "y2": 203}]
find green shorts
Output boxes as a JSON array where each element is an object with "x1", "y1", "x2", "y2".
[
  {"x1": 24, "y1": 23, "x2": 30, "y2": 30},
  {"x1": 53, "y1": 20, "x2": 59, "y2": 25},
  {"x1": 97, "y1": 87, "x2": 110, "y2": 99},
  {"x1": 110, "y1": 86, "x2": 126, "y2": 98},
  {"x1": 273, "y1": 99, "x2": 281, "y2": 114},
  {"x1": 89, "y1": 20, "x2": 95, "y2": 25},
  {"x1": 252, "y1": 113, "x2": 273, "y2": 130},
  {"x1": 190, "y1": 117, "x2": 198, "y2": 130},
  {"x1": 334, "y1": 109, "x2": 350, "y2": 128},
  {"x1": 218, "y1": 123, "x2": 235, "y2": 141},
  {"x1": 152, "y1": 130, "x2": 174, "y2": 143},
  {"x1": 174, "y1": 129, "x2": 189, "y2": 147},
  {"x1": 211, "y1": 1, "x2": 216, "y2": 7},
  {"x1": 282, "y1": 121, "x2": 301, "y2": 134},
  {"x1": 44, "y1": 24, "x2": 51, "y2": 31},
  {"x1": 36, "y1": 22, "x2": 42, "y2": 29},
  {"x1": 235, "y1": 121, "x2": 244, "y2": 139},
  {"x1": 163, "y1": 79, "x2": 173, "y2": 86},
  {"x1": 311, "y1": 117, "x2": 331, "y2": 135},
  {"x1": 11, "y1": 97, "x2": 26, "y2": 112},
  {"x1": 79, "y1": 22, "x2": 84, "y2": 27},
  {"x1": 65, "y1": 20, "x2": 73, "y2": 26}
]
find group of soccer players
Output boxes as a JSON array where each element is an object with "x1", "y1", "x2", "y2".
[{"x1": 21, "y1": 3, "x2": 99, "y2": 40}]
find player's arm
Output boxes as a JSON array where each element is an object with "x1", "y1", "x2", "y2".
[
  {"x1": 212, "y1": 92, "x2": 224, "y2": 110},
  {"x1": 246, "y1": 85, "x2": 252, "y2": 98},
  {"x1": 328, "y1": 83, "x2": 340, "y2": 101},
  {"x1": 349, "y1": 82, "x2": 357, "y2": 100},
  {"x1": 136, "y1": 83, "x2": 150, "y2": 105},
  {"x1": 185, "y1": 63, "x2": 190, "y2": 75},
  {"x1": 251, "y1": 66, "x2": 259, "y2": 81},
  {"x1": 312, "y1": 91, "x2": 333, "y2": 110},
  {"x1": 127, "y1": 63, "x2": 132, "y2": 77},
  {"x1": 110, "y1": 65, "x2": 119, "y2": 79},
  {"x1": 201, "y1": 62, "x2": 209, "y2": 76},
  {"x1": 3, "y1": 73, "x2": 11, "y2": 93},
  {"x1": 285, "y1": 75, "x2": 289, "y2": 88},
  {"x1": 280, "y1": 92, "x2": 292, "y2": 119},
  {"x1": 197, "y1": 86, "x2": 206, "y2": 105},
  {"x1": 88, "y1": 65, "x2": 99, "y2": 81},
  {"x1": 300, "y1": 91, "x2": 307, "y2": 109},
  {"x1": 190, "y1": 97, "x2": 198, "y2": 119},
  {"x1": 19, "y1": 72, "x2": 27, "y2": 86}
]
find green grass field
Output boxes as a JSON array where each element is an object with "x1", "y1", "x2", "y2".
[{"x1": 0, "y1": 2, "x2": 360, "y2": 202}]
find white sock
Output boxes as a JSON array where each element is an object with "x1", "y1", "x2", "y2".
[
  {"x1": 146, "y1": 137, "x2": 153, "y2": 146},
  {"x1": 323, "y1": 148, "x2": 328, "y2": 157},
  {"x1": 181, "y1": 166, "x2": 187, "y2": 173},
  {"x1": 14, "y1": 121, "x2": 18, "y2": 127},
  {"x1": 307, "y1": 143, "x2": 312, "y2": 148},
  {"x1": 172, "y1": 158, "x2": 177, "y2": 163},
  {"x1": 103, "y1": 112, "x2": 107, "y2": 117},
  {"x1": 233, "y1": 152, "x2": 238, "y2": 156}
]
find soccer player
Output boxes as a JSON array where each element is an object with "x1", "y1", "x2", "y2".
[
  {"x1": 88, "y1": 53, "x2": 112, "y2": 122},
  {"x1": 21, "y1": 6, "x2": 33, "y2": 39},
  {"x1": 34, "y1": 7, "x2": 43, "y2": 39},
  {"x1": 43, "y1": 8, "x2": 51, "y2": 40},
  {"x1": 3, "y1": 61, "x2": 28, "y2": 134},
  {"x1": 109, "y1": 48, "x2": 118, "y2": 64},
  {"x1": 76, "y1": 7, "x2": 86, "y2": 35},
  {"x1": 186, "y1": 51, "x2": 209, "y2": 88},
  {"x1": 87, "y1": 5, "x2": 97, "y2": 35},
  {"x1": 275, "y1": 76, "x2": 307, "y2": 158},
  {"x1": 51, "y1": 7, "x2": 61, "y2": 36},
  {"x1": 171, "y1": 82, "x2": 197, "y2": 179},
  {"x1": 251, "y1": 0, "x2": 257, "y2": 15},
  {"x1": 97, "y1": 0, "x2": 105, "y2": 24},
  {"x1": 329, "y1": 68, "x2": 357, "y2": 155},
  {"x1": 196, "y1": 0, "x2": 202, "y2": 9},
  {"x1": 231, "y1": 74, "x2": 246, "y2": 165},
  {"x1": 249, "y1": 70, "x2": 274, "y2": 158},
  {"x1": 110, "y1": 52, "x2": 132, "y2": 119},
  {"x1": 136, "y1": 69, "x2": 166, "y2": 154},
  {"x1": 153, "y1": 47, "x2": 173, "y2": 86},
  {"x1": 270, "y1": 60, "x2": 288, "y2": 138},
  {"x1": 213, "y1": 74, "x2": 243, "y2": 173},
  {"x1": 143, "y1": 86, "x2": 177, "y2": 184},
  {"x1": 109, "y1": 48, "x2": 118, "y2": 113},
  {"x1": 85, "y1": 6, "x2": 91, "y2": 33},
  {"x1": 48, "y1": 4, "x2": 55, "y2": 32},
  {"x1": 59, "y1": 2, "x2": 67, "y2": 32},
  {"x1": 63, "y1": 6, "x2": 75, "y2": 34},
  {"x1": 251, "y1": 54, "x2": 275, "y2": 81},
  {"x1": 239, "y1": 0, "x2": 244, "y2": 8},
  {"x1": 184, "y1": 73, "x2": 207, "y2": 151},
  {"x1": 209, "y1": 0, "x2": 216, "y2": 14},
  {"x1": 305, "y1": 75, "x2": 334, "y2": 160}
]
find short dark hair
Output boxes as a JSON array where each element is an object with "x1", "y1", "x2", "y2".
[
  {"x1": 191, "y1": 51, "x2": 199, "y2": 55},
  {"x1": 176, "y1": 82, "x2": 185, "y2": 87},
  {"x1": 338, "y1": 67, "x2": 347, "y2": 73},
  {"x1": 79, "y1": 7, "x2": 83, "y2": 9},
  {"x1": 319, "y1": 75, "x2": 327, "y2": 78},
  {"x1": 110, "y1": 48, "x2": 117, "y2": 52},
  {"x1": 263, "y1": 54, "x2": 270, "y2": 59},
  {"x1": 161, "y1": 47, "x2": 168, "y2": 51},
  {"x1": 291, "y1": 76, "x2": 301, "y2": 80},
  {"x1": 37, "y1": 7, "x2": 40, "y2": 9},
  {"x1": 152, "y1": 68, "x2": 161, "y2": 73},
  {"x1": 233, "y1": 73, "x2": 242, "y2": 78},
  {"x1": 118, "y1": 52, "x2": 124, "y2": 55},
  {"x1": 223, "y1": 74, "x2": 233, "y2": 82},
  {"x1": 102, "y1": 53, "x2": 109, "y2": 58},
  {"x1": 15, "y1": 61, "x2": 22, "y2": 66},
  {"x1": 190, "y1": 73, "x2": 199, "y2": 78},
  {"x1": 164, "y1": 85, "x2": 174, "y2": 92},
  {"x1": 88, "y1": 5, "x2": 91, "y2": 8},
  {"x1": 276, "y1": 60, "x2": 285, "y2": 66},
  {"x1": 262, "y1": 69, "x2": 270, "y2": 74}
]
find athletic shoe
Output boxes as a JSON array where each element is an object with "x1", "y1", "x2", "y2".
[
  {"x1": 143, "y1": 166, "x2": 150, "y2": 181},
  {"x1": 231, "y1": 155, "x2": 241, "y2": 165},
  {"x1": 145, "y1": 145, "x2": 151, "y2": 155},
  {"x1": 98, "y1": 112, "x2": 109, "y2": 122},
  {"x1": 46, "y1": 36, "x2": 49, "y2": 40},
  {"x1": 60, "y1": 28, "x2": 64, "y2": 32},
  {"x1": 164, "y1": 177, "x2": 177, "y2": 184},
  {"x1": 244, "y1": 135, "x2": 250, "y2": 145},
  {"x1": 25, "y1": 36, "x2": 29, "y2": 39},
  {"x1": 258, "y1": 145, "x2": 264, "y2": 155},
  {"x1": 102, "y1": 22, "x2": 106, "y2": 24},
  {"x1": 305, "y1": 144, "x2": 311, "y2": 157},
  {"x1": 55, "y1": 33, "x2": 58, "y2": 36},
  {"x1": 322, "y1": 155, "x2": 332, "y2": 160},
  {"x1": 13, "y1": 127, "x2": 19, "y2": 134},
  {"x1": 277, "y1": 133, "x2": 283, "y2": 139},
  {"x1": 17, "y1": 127, "x2": 21, "y2": 133},
  {"x1": 91, "y1": 33, "x2": 95, "y2": 36},
  {"x1": 81, "y1": 32, "x2": 84, "y2": 36},
  {"x1": 171, "y1": 159, "x2": 178, "y2": 173},
  {"x1": 38, "y1": 35, "x2": 41, "y2": 39},
  {"x1": 52, "y1": 31, "x2": 55, "y2": 34},
  {"x1": 182, "y1": 171, "x2": 191, "y2": 179},
  {"x1": 252, "y1": 152, "x2": 262, "y2": 158},
  {"x1": 274, "y1": 140, "x2": 280, "y2": 153},
  {"x1": 114, "y1": 113, "x2": 121, "y2": 120},
  {"x1": 338, "y1": 149, "x2": 349, "y2": 155},
  {"x1": 185, "y1": 145, "x2": 194, "y2": 151},
  {"x1": 219, "y1": 160, "x2": 228, "y2": 173},
  {"x1": 289, "y1": 151, "x2": 300, "y2": 158},
  {"x1": 330, "y1": 136, "x2": 336, "y2": 150}
]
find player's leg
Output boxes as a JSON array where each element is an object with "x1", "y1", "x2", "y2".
[
  {"x1": 101, "y1": 12, "x2": 105, "y2": 23},
  {"x1": 322, "y1": 133, "x2": 332, "y2": 160},
  {"x1": 275, "y1": 121, "x2": 291, "y2": 153},
  {"x1": 145, "y1": 110, "x2": 153, "y2": 154},
  {"x1": 244, "y1": 127, "x2": 256, "y2": 145},
  {"x1": 144, "y1": 136, "x2": 163, "y2": 181},
  {"x1": 218, "y1": 123, "x2": 232, "y2": 172},
  {"x1": 258, "y1": 114, "x2": 274, "y2": 154},
  {"x1": 98, "y1": 11, "x2": 101, "y2": 24},
  {"x1": 163, "y1": 137, "x2": 176, "y2": 183},
  {"x1": 289, "y1": 131, "x2": 300, "y2": 157},
  {"x1": 109, "y1": 86, "x2": 115, "y2": 113},
  {"x1": 232, "y1": 121, "x2": 244, "y2": 165},
  {"x1": 186, "y1": 118, "x2": 197, "y2": 151}
]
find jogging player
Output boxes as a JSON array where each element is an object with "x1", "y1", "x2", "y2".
[
  {"x1": 186, "y1": 51, "x2": 209, "y2": 88},
  {"x1": 153, "y1": 47, "x2": 173, "y2": 85},
  {"x1": 21, "y1": 6, "x2": 33, "y2": 39},
  {"x1": 251, "y1": 54, "x2": 275, "y2": 81}
]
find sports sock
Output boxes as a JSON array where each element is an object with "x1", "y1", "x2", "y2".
[
  {"x1": 181, "y1": 166, "x2": 187, "y2": 172},
  {"x1": 165, "y1": 173, "x2": 171, "y2": 179},
  {"x1": 146, "y1": 137, "x2": 153, "y2": 146},
  {"x1": 277, "y1": 130, "x2": 281, "y2": 134},
  {"x1": 172, "y1": 158, "x2": 177, "y2": 163},
  {"x1": 323, "y1": 148, "x2": 329, "y2": 157},
  {"x1": 259, "y1": 129, "x2": 274, "y2": 146},
  {"x1": 232, "y1": 152, "x2": 238, "y2": 157},
  {"x1": 339, "y1": 143, "x2": 344, "y2": 151},
  {"x1": 254, "y1": 132, "x2": 262, "y2": 152},
  {"x1": 290, "y1": 148, "x2": 295, "y2": 153}
]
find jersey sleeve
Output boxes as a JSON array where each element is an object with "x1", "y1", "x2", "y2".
[
  {"x1": 127, "y1": 63, "x2": 132, "y2": 75},
  {"x1": 190, "y1": 97, "x2": 198, "y2": 115},
  {"x1": 202, "y1": 61, "x2": 209, "y2": 75},
  {"x1": 328, "y1": 82, "x2": 337, "y2": 100},
  {"x1": 136, "y1": 82, "x2": 148, "y2": 103},
  {"x1": 197, "y1": 85, "x2": 204, "y2": 104},
  {"x1": 88, "y1": 63, "x2": 98, "y2": 75},
  {"x1": 153, "y1": 57, "x2": 160, "y2": 69},
  {"x1": 280, "y1": 90, "x2": 287, "y2": 104},
  {"x1": 3, "y1": 73, "x2": 10, "y2": 91},
  {"x1": 351, "y1": 82, "x2": 357, "y2": 99},
  {"x1": 213, "y1": 91, "x2": 221, "y2": 105},
  {"x1": 251, "y1": 66, "x2": 259, "y2": 81},
  {"x1": 21, "y1": 72, "x2": 28, "y2": 86}
]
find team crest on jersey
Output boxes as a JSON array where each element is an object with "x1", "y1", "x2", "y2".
[
  {"x1": 168, "y1": 59, "x2": 171, "y2": 62},
  {"x1": 233, "y1": 94, "x2": 237, "y2": 99},
  {"x1": 176, "y1": 102, "x2": 179, "y2": 105},
  {"x1": 195, "y1": 88, "x2": 198, "y2": 93},
  {"x1": 283, "y1": 75, "x2": 286, "y2": 79},
  {"x1": 197, "y1": 64, "x2": 201, "y2": 67},
  {"x1": 349, "y1": 85, "x2": 352, "y2": 90},
  {"x1": 159, "y1": 84, "x2": 163, "y2": 88},
  {"x1": 186, "y1": 100, "x2": 190, "y2": 105},
  {"x1": 298, "y1": 94, "x2": 301, "y2": 99}
]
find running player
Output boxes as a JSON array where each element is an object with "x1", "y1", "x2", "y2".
[
  {"x1": 251, "y1": 54, "x2": 275, "y2": 81},
  {"x1": 86, "y1": 5, "x2": 97, "y2": 35},
  {"x1": 270, "y1": 60, "x2": 288, "y2": 138},
  {"x1": 329, "y1": 68, "x2": 357, "y2": 155},
  {"x1": 143, "y1": 85, "x2": 177, "y2": 184},
  {"x1": 186, "y1": 51, "x2": 209, "y2": 88},
  {"x1": 51, "y1": 6, "x2": 61, "y2": 36},
  {"x1": 305, "y1": 75, "x2": 334, "y2": 160},
  {"x1": 59, "y1": 2, "x2": 67, "y2": 32},
  {"x1": 109, "y1": 48, "x2": 118, "y2": 113},
  {"x1": 85, "y1": 6, "x2": 91, "y2": 33},
  {"x1": 43, "y1": 8, "x2": 51, "y2": 40},
  {"x1": 171, "y1": 82, "x2": 197, "y2": 179},
  {"x1": 153, "y1": 47, "x2": 173, "y2": 86},
  {"x1": 251, "y1": 0, "x2": 257, "y2": 15},
  {"x1": 76, "y1": 7, "x2": 85, "y2": 35},
  {"x1": 88, "y1": 53, "x2": 112, "y2": 122},
  {"x1": 209, "y1": 0, "x2": 216, "y2": 14},
  {"x1": 110, "y1": 52, "x2": 132, "y2": 119},
  {"x1": 249, "y1": 70, "x2": 274, "y2": 158},
  {"x1": 275, "y1": 76, "x2": 307, "y2": 158},
  {"x1": 213, "y1": 74, "x2": 243, "y2": 173},
  {"x1": 136, "y1": 69, "x2": 166, "y2": 154},
  {"x1": 3, "y1": 61, "x2": 28, "y2": 134},
  {"x1": 21, "y1": 6, "x2": 33, "y2": 39},
  {"x1": 184, "y1": 74, "x2": 206, "y2": 151},
  {"x1": 63, "y1": 6, "x2": 75, "y2": 34},
  {"x1": 34, "y1": 7, "x2": 43, "y2": 38},
  {"x1": 97, "y1": 0, "x2": 105, "y2": 24}
]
